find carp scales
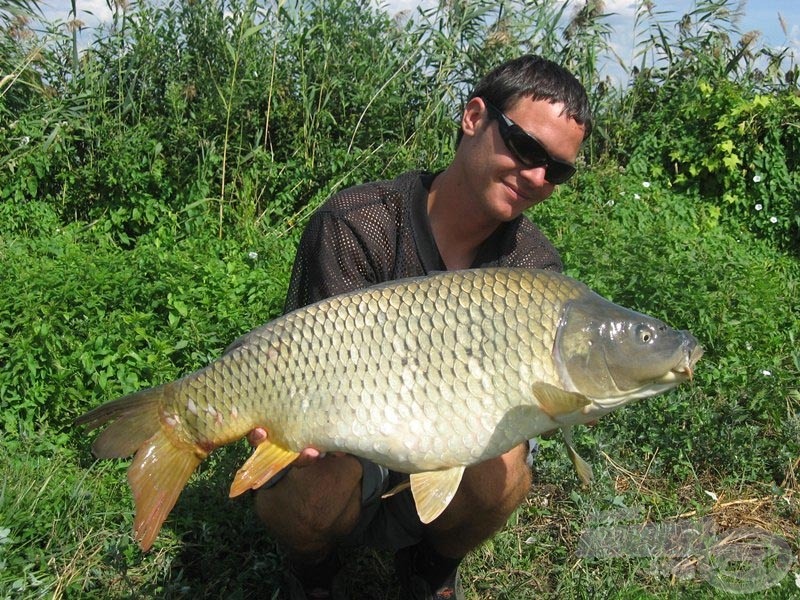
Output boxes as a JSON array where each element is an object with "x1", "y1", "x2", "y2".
[{"x1": 75, "y1": 267, "x2": 702, "y2": 550}]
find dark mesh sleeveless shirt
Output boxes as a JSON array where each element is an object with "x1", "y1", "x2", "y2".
[{"x1": 284, "y1": 170, "x2": 562, "y2": 312}]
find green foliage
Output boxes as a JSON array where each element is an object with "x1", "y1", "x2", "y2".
[
  {"x1": 2, "y1": 0, "x2": 620, "y2": 241},
  {"x1": 0, "y1": 223, "x2": 295, "y2": 439},
  {"x1": 621, "y1": 78, "x2": 799, "y2": 253},
  {"x1": 595, "y1": 0, "x2": 800, "y2": 252}
]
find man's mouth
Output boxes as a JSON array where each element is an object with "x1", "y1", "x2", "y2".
[{"x1": 505, "y1": 182, "x2": 534, "y2": 204}]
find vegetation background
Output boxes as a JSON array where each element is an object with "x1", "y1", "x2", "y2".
[{"x1": 1, "y1": 0, "x2": 798, "y2": 597}]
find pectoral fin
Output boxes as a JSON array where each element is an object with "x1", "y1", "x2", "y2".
[
  {"x1": 562, "y1": 426, "x2": 593, "y2": 485},
  {"x1": 229, "y1": 439, "x2": 300, "y2": 497},
  {"x1": 409, "y1": 467, "x2": 465, "y2": 524},
  {"x1": 532, "y1": 382, "x2": 590, "y2": 418}
]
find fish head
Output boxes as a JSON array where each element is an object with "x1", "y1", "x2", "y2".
[{"x1": 554, "y1": 290, "x2": 703, "y2": 413}]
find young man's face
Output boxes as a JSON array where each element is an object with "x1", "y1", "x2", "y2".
[{"x1": 460, "y1": 96, "x2": 586, "y2": 222}]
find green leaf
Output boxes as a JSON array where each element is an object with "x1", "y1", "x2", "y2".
[
  {"x1": 722, "y1": 153, "x2": 741, "y2": 170},
  {"x1": 242, "y1": 23, "x2": 266, "y2": 40},
  {"x1": 172, "y1": 299, "x2": 188, "y2": 317}
]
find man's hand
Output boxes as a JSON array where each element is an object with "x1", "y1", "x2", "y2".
[
  {"x1": 246, "y1": 427, "x2": 269, "y2": 447},
  {"x1": 246, "y1": 427, "x2": 341, "y2": 468}
]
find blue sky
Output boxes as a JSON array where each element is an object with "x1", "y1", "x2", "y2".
[{"x1": 42, "y1": 0, "x2": 799, "y2": 80}]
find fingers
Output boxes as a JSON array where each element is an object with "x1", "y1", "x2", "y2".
[
  {"x1": 293, "y1": 447, "x2": 323, "y2": 467},
  {"x1": 247, "y1": 428, "x2": 268, "y2": 447},
  {"x1": 246, "y1": 428, "x2": 344, "y2": 468},
  {"x1": 292, "y1": 449, "x2": 347, "y2": 467}
]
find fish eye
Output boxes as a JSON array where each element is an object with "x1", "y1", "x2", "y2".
[{"x1": 636, "y1": 325, "x2": 654, "y2": 344}]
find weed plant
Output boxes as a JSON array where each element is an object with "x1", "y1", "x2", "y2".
[{"x1": 1, "y1": 0, "x2": 798, "y2": 598}]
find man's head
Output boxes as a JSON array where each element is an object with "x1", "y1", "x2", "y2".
[
  {"x1": 450, "y1": 55, "x2": 591, "y2": 223},
  {"x1": 457, "y1": 55, "x2": 592, "y2": 145}
]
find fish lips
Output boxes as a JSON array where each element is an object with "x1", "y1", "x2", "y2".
[{"x1": 671, "y1": 333, "x2": 704, "y2": 381}]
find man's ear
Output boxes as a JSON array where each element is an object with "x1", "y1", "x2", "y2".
[{"x1": 461, "y1": 97, "x2": 487, "y2": 138}]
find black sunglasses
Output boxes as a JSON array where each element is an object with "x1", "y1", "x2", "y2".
[{"x1": 482, "y1": 99, "x2": 577, "y2": 184}]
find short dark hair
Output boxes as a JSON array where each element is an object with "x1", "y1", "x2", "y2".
[{"x1": 457, "y1": 54, "x2": 592, "y2": 144}]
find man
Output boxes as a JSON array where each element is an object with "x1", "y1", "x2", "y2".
[{"x1": 251, "y1": 54, "x2": 592, "y2": 599}]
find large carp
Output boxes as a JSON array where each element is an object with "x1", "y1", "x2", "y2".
[{"x1": 76, "y1": 268, "x2": 702, "y2": 550}]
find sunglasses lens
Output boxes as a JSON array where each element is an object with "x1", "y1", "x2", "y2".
[
  {"x1": 506, "y1": 131, "x2": 549, "y2": 167},
  {"x1": 545, "y1": 162, "x2": 576, "y2": 184},
  {"x1": 506, "y1": 131, "x2": 576, "y2": 183}
]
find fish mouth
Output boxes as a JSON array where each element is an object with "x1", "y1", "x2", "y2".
[{"x1": 671, "y1": 343, "x2": 704, "y2": 381}]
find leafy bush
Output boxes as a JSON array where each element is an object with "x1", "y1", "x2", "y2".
[
  {"x1": 596, "y1": 0, "x2": 800, "y2": 252},
  {"x1": 0, "y1": 222, "x2": 296, "y2": 440},
  {"x1": 621, "y1": 78, "x2": 799, "y2": 253}
]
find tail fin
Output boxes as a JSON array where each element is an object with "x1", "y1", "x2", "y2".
[
  {"x1": 75, "y1": 386, "x2": 164, "y2": 458},
  {"x1": 75, "y1": 385, "x2": 204, "y2": 550},
  {"x1": 128, "y1": 427, "x2": 203, "y2": 550}
]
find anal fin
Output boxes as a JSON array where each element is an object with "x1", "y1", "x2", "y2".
[
  {"x1": 410, "y1": 466, "x2": 465, "y2": 524},
  {"x1": 229, "y1": 439, "x2": 300, "y2": 497}
]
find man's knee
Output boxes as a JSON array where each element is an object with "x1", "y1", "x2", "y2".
[
  {"x1": 254, "y1": 454, "x2": 364, "y2": 548},
  {"x1": 462, "y1": 444, "x2": 532, "y2": 515}
]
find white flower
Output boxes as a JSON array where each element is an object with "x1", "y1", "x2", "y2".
[
  {"x1": 770, "y1": 216, "x2": 778, "y2": 224},
  {"x1": 20, "y1": 136, "x2": 30, "y2": 146},
  {"x1": 634, "y1": 193, "x2": 641, "y2": 200},
  {"x1": 755, "y1": 203, "x2": 763, "y2": 211},
  {"x1": 762, "y1": 370, "x2": 772, "y2": 376},
  {"x1": 642, "y1": 181, "x2": 651, "y2": 188},
  {"x1": 752, "y1": 175, "x2": 762, "y2": 183},
  {"x1": 605, "y1": 199, "x2": 615, "y2": 207},
  {"x1": 247, "y1": 251, "x2": 258, "y2": 260}
]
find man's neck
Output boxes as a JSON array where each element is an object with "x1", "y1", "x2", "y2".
[{"x1": 427, "y1": 166, "x2": 501, "y2": 270}]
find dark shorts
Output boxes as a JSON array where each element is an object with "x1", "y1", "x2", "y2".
[
  {"x1": 341, "y1": 437, "x2": 538, "y2": 552},
  {"x1": 341, "y1": 458, "x2": 423, "y2": 552},
  {"x1": 258, "y1": 457, "x2": 424, "y2": 552}
]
